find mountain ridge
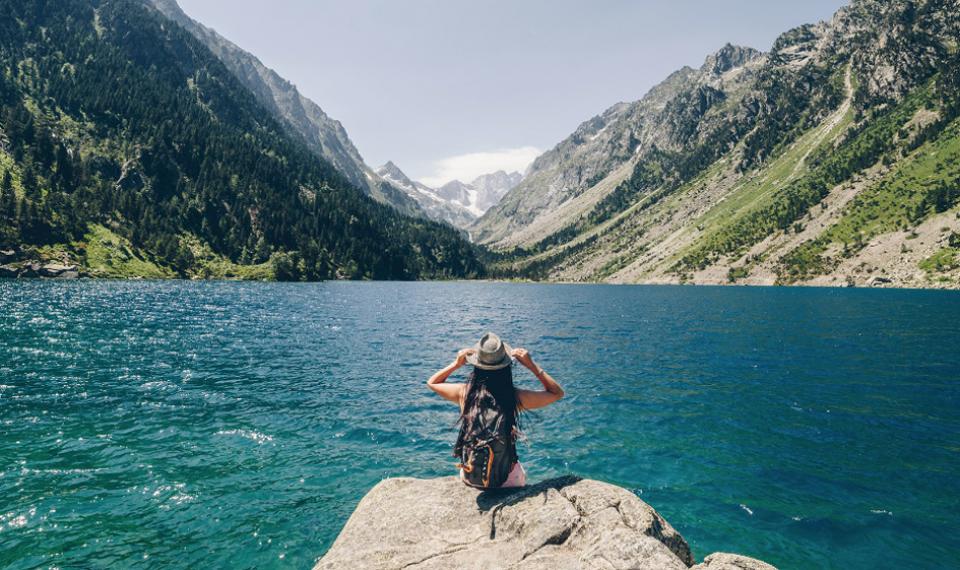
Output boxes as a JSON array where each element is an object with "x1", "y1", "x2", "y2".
[
  {"x1": 480, "y1": 0, "x2": 960, "y2": 289},
  {"x1": 471, "y1": 42, "x2": 766, "y2": 245},
  {"x1": 375, "y1": 161, "x2": 521, "y2": 228},
  {"x1": 147, "y1": 0, "x2": 424, "y2": 217}
]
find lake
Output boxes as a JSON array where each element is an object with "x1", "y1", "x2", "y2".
[{"x1": 1, "y1": 281, "x2": 958, "y2": 569}]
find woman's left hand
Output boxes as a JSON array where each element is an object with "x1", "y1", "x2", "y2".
[{"x1": 455, "y1": 348, "x2": 476, "y2": 367}]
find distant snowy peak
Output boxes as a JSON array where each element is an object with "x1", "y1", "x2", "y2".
[
  {"x1": 376, "y1": 161, "x2": 437, "y2": 201},
  {"x1": 470, "y1": 171, "x2": 523, "y2": 213},
  {"x1": 437, "y1": 180, "x2": 474, "y2": 209},
  {"x1": 376, "y1": 162, "x2": 474, "y2": 228},
  {"x1": 375, "y1": 162, "x2": 523, "y2": 229},
  {"x1": 377, "y1": 161, "x2": 417, "y2": 189}
]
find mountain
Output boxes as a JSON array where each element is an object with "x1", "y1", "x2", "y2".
[
  {"x1": 376, "y1": 161, "x2": 475, "y2": 228},
  {"x1": 480, "y1": 0, "x2": 960, "y2": 289},
  {"x1": 471, "y1": 43, "x2": 765, "y2": 245},
  {"x1": 0, "y1": 0, "x2": 483, "y2": 281},
  {"x1": 148, "y1": 0, "x2": 423, "y2": 217},
  {"x1": 435, "y1": 171, "x2": 523, "y2": 218},
  {"x1": 470, "y1": 170, "x2": 524, "y2": 213},
  {"x1": 376, "y1": 162, "x2": 521, "y2": 228}
]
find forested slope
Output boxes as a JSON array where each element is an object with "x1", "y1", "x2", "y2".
[
  {"x1": 148, "y1": 0, "x2": 426, "y2": 218},
  {"x1": 0, "y1": 0, "x2": 483, "y2": 280}
]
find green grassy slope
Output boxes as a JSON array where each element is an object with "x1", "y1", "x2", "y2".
[{"x1": 778, "y1": 113, "x2": 960, "y2": 282}]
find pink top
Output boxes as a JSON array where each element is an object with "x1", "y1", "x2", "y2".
[{"x1": 460, "y1": 461, "x2": 526, "y2": 488}]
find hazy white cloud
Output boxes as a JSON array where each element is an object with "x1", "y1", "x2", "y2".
[{"x1": 419, "y1": 147, "x2": 541, "y2": 187}]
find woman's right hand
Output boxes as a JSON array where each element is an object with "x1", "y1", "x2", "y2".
[
  {"x1": 455, "y1": 348, "x2": 476, "y2": 367},
  {"x1": 511, "y1": 347, "x2": 535, "y2": 369}
]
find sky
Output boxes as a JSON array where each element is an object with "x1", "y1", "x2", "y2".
[{"x1": 176, "y1": 0, "x2": 847, "y2": 186}]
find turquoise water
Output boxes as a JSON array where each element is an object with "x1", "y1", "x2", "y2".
[{"x1": 1, "y1": 281, "x2": 958, "y2": 569}]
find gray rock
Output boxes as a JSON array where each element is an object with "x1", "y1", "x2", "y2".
[
  {"x1": 691, "y1": 552, "x2": 778, "y2": 570},
  {"x1": 316, "y1": 476, "x2": 755, "y2": 570},
  {"x1": 0, "y1": 264, "x2": 19, "y2": 278},
  {"x1": 113, "y1": 157, "x2": 146, "y2": 192},
  {"x1": 20, "y1": 262, "x2": 42, "y2": 278},
  {"x1": 39, "y1": 263, "x2": 78, "y2": 277},
  {"x1": 0, "y1": 249, "x2": 16, "y2": 264}
]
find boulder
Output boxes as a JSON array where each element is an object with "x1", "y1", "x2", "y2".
[
  {"x1": 0, "y1": 248, "x2": 16, "y2": 264},
  {"x1": 691, "y1": 552, "x2": 778, "y2": 570},
  {"x1": 39, "y1": 263, "x2": 78, "y2": 277},
  {"x1": 315, "y1": 476, "x2": 775, "y2": 570},
  {"x1": 20, "y1": 262, "x2": 41, "y2": 278},
  {"x1": 0, "y1": 263, "x2": 18, "y2": 278}
]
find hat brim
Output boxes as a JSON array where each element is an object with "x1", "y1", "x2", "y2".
[{"x1": 466, "y1": 342, "x2": 513, "y2": 370}]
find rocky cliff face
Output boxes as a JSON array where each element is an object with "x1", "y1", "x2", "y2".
[
  {"x1": 314, "y1": 476, "x2": 776, "y2": 570},
  {"x1": 479, "y1": 0, "x2": 960, "y2": 289},
  {"x1": 376, "y1": 162, "x2": 522, "y2": 228},
  {"x1": 148, "y1": 0, "x2": 423, "y2": 217},
  {"x1": 471, "y1": 44, "x2": 764, "y2": 245},
  {"x1": 472, "y1": 170, "x2": 524, "y2": 213}
]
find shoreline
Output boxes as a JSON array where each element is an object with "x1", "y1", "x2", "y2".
[{"x1": 2, "y1": 272, "x2": 958, "y2": 291}]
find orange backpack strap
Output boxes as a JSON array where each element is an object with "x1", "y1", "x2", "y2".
[{"x1": 481, "y1": 444, "x2": 494, "y2": 487}]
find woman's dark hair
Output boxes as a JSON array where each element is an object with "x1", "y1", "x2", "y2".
[{"x1": 453, "y1": 365, "x2": 522, "y2": 458}]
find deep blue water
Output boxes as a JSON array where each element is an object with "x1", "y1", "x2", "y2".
[{"x1": 1, "y1": 281, "x2": 958, "y2": 569}]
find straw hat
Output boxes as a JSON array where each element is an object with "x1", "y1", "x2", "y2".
[{"x1": 466, "y1": 332, "x2": 513, "y2": 370}]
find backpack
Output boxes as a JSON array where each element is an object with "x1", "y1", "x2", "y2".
[{"x1": 457, "y1": 406, "x2": 517, "y2": 489}]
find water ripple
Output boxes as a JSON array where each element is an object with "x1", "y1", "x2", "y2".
[{"x1": 0, "y1": 281, "x2": 958, "y2": 569}]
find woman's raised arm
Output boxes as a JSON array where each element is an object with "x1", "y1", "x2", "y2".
[
  {"x1": 426, "y1": 348, "x2": 475, "y2": 405},
  {"x1": 511, "y1": 348, "x2": 564, "y2": 410}
]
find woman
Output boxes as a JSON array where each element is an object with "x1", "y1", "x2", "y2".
[{"x1": 427, "y1": 332, "x2": 564, "y2": 489}]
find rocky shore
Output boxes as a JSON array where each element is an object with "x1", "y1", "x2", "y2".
[
  {"x1": 315, "y1": 476, "x2": 776, "y2": 570},
  {"x1": 0, "y1": 248, "x2": 81, "y2": 279}
]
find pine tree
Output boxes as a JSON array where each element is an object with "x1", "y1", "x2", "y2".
[
  {"x1": 253, "y1": 236, "x2": 270, "y2": 263},
  {"x1": 0, "y1": 170, "x2": 16, "y2": 238},
  {"x1": 54, "y1": 144, "x2": 76, "y2": 193},
  {"x1": 21, "y1": 167, "x2": 39, "y2": 201}
]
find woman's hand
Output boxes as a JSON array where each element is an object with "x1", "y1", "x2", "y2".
[
  {"x1": 455, "y1": 348, "x2": 476, "y2": 368},
  {"x1": 428, "y1": 350, "x2": 473, "y2": 405},
  {"x1": 511, "y1": 347, "x2": 565, "y2": 410},
  {"x1": 511, "y1": 347, "x2": 535, "y2": 370}
]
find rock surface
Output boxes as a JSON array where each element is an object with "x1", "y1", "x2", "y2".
[
  {"x1": 314, "y1": 476, "x2": 776, "y2": 570},
  {"x1": 38, "y1": 263, "x2": 79, "y2": 278},
  {"x1": 0, "y1": 264, "x2": 18, "y2": 278},
  {"x1": 0, "y1": 253, "x2": 82, "y2": 279},
  {"x1": 691, "y1": 553, "x2": 778, "y2": 570}
]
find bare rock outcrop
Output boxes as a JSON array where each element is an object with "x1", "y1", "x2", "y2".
[
  {"x1": 314, "y1": 476, "x2": 776, "y2": 570},
  {"x1": 0, "y1": 249, "x2": 80, "y2": 279},
  {"x1": 691, "y1": 552, "x2": 778, "y2": 570}
]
